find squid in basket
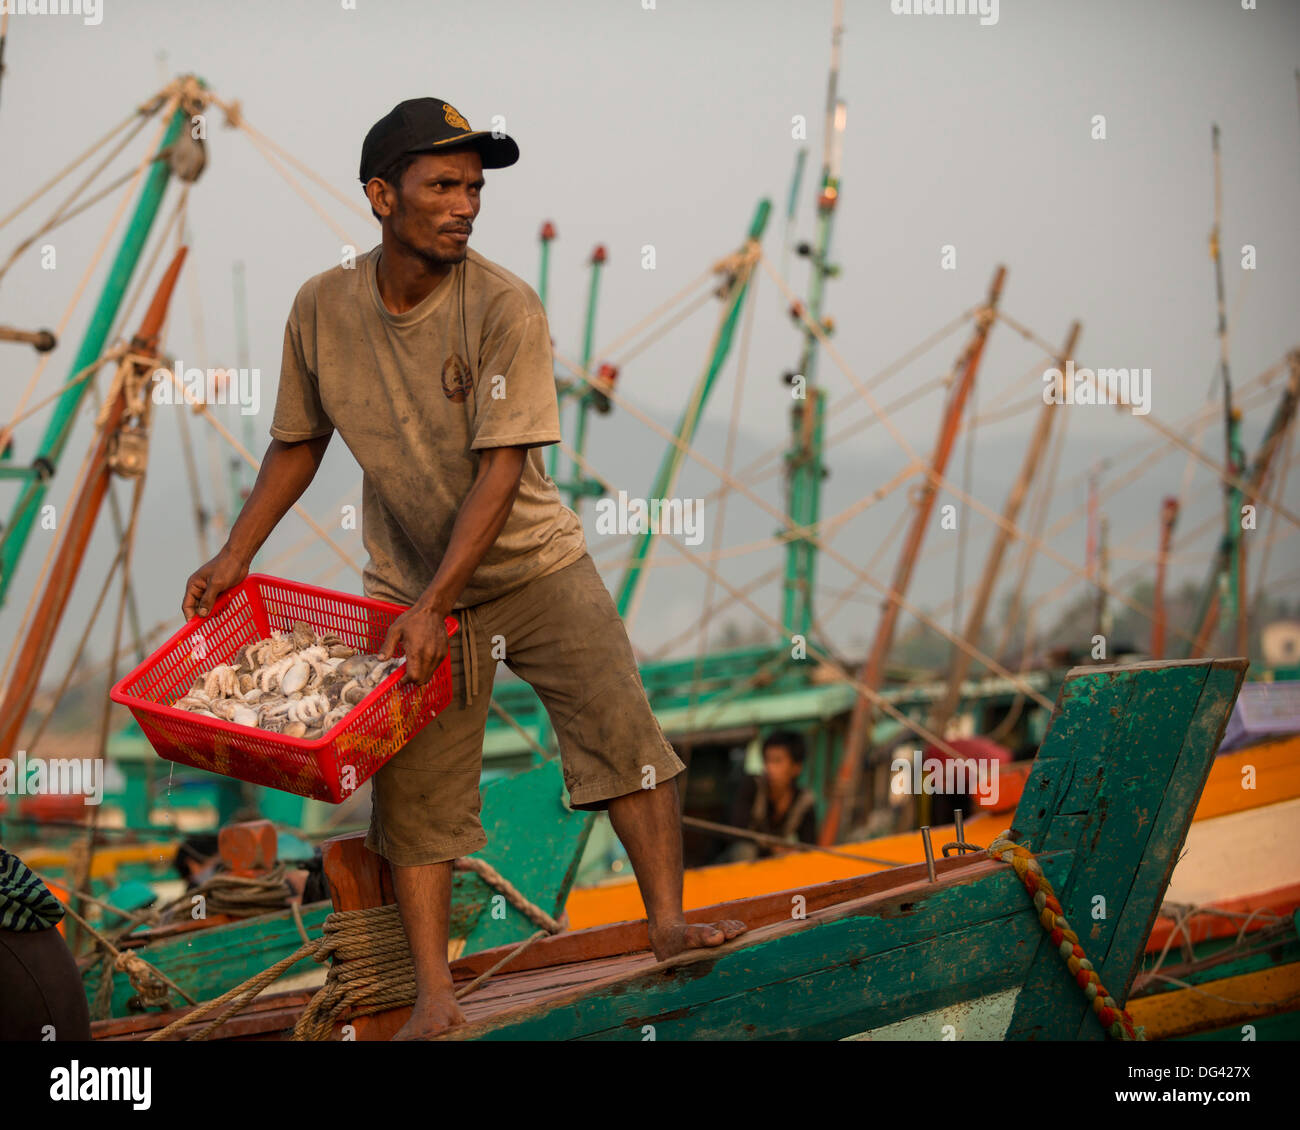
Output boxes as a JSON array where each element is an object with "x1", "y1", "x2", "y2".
[{"x1": 174, "y1": 620, "x2": 402, "y2": 740}]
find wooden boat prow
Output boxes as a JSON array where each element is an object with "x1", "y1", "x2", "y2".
[{"x1": 95, "y1": 656, "x2": 1248, "y2": 1041}]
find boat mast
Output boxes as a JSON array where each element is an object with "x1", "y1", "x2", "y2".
[
  {"x1": 1190, "y1": 125, "x2": 1253, "y2": 655},
  {"x1": 1095, "y1": 513, "x2": 1112, "y2": 644},
  {"x1": 1211, "y1": 124, "x2": 1245, "y2": 650},
  {"x1": 614, "y1": 200, "x2": 771, "y2": 618},
  {"x1": 819, "y1": 265, "x2": 1006, "y2": 845},
  {"x1": 1191, "y1": 350, "x2": 1300, "y2": 655},
  {"x1": 928, "y1": 321, "x2": 1080, "y2": 741},
  {"x1": 564, "y1": 245, "x2": 608, "y2": 514},
  {"x1": 0, "y1": 249, "x2": 189, "y2": 759},
  {"x1": 781, "y1": 0, "x2": 845, "y2": 642},
  {"x1": 1151, "y1": 496, "x2": 1179, "y2": 659}
]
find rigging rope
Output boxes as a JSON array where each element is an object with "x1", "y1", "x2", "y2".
[
  {"x1": 553, "y1": 339, "x2": 1058, "y2": 715},
  {"x1": 0, "y1": 93, "x2": 179, "y2": 454},
  {"x1": 994, "y1": 309, "x2": 1300, "y2": 532},
  {"x1": 558, "y1": 437, "x2": 972, "y2": 763}
]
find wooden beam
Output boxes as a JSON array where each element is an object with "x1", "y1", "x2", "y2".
[{"x1": 821, "y1": 264, "x2": 1006, "y2": 844}]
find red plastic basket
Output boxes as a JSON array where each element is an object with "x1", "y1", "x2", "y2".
[{"x1": 109, "y1": 574, "x2": 459, "y2": 803}]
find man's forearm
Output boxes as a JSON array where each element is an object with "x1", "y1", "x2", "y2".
[
  {"x1": 226, "y1": 436, "x2": 330, "y2": 563},
  {"x1": 413, "y1": 447, "x2": 525, "y2": 617}
]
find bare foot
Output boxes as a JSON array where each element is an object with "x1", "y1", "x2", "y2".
[
  {"x1": 648, "y1": 919, "x2": 747, "y2": 962},
  {"x1": 391, "y1": 986, "x2": 466, "y2": 1040}
]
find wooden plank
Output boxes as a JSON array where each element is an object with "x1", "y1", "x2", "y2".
[
  {"x1": 437, "y1": 854, "x2": 1074, "y2": 1041},
  {"x1": 999, "y1": 662, "x2": 1146, "y2": 1038},
  {"x1": 91, "y1": 989, "x2": 316, "y2": 1041},
  {"x1": 1056, "y1": 753, "x2": 1106, "y2": 814},
  {"x1": 1003, "y1": 658, "x2": 1245, "y2": 1040},
  {"x1": 1054, "y1": 661, "x2": 1213, "y2": 1026},
  {"x1": 118, "y1": 913, "x2": 241, "y2": 944},
  {"x1": 1196, "y1": 735, "x2": 1300, "y2": 821},
  {"x1": 1127, "y1": 962, "x2": 1300, "y2": 1040},
  {"x1": 353, "y1": 852, "x2": 995, "y2": 1038},
  {"x1": 451, "y1": 851, "x2": 988, "y2": 980},
  {"x1": 1039, "y1": 813, "x2": 1088, "y2": 854},
  {"x1": 572, "y1": 914, "x2": 1036, "y2": 1041},
  {"x1": 1176, "y1": 1007, "x2": 1300, "y2": 1042},
  {"x1": 1081, "y1": 659, "x2": 1248, "y2": 1033},
  {"x1": 1162, "y1": 797, "x2": 1300, "y2": 906},
  {"x1": 321, "y1": 833, "x2": 394, "y2": 911}
]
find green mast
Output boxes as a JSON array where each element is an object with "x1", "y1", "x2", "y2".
[
  {"x1": 781, "y1": 5, "x2": 845, "y2": 642},
  {"x1": 539, "y1": 222, "x2": 563, "y2": 480},
  {"x1": 1188, "y1": 124, "x2": 1246, "y2": 655},
  {"x1": 0, "y1": 94, "x2": 191, "y2": 607},
  {"x1": 562, "y1": 245, "x2": 609, "y2": 513},
  {"x1": 615, "y1": 200, "x2": 771, "y2": 618}
]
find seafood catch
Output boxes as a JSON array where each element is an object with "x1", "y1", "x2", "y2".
[{"x1": 175, "y1": 621, "x2": 402, "y2": 740}]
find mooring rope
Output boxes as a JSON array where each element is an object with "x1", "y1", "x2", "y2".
[{"x1": 987, "y1": 831, "x2": 1144, "y2": 1041}]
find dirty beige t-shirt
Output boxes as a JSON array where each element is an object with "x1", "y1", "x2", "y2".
[{"x1": 269, "y1": 245, "x2": 588, "y2": 608}]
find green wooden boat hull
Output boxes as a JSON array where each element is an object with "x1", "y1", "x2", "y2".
[{"x1": 435, "y1": 658, "x2": 1246, "y2": 1041}]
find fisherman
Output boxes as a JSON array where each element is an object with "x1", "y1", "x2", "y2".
[
  {"x1": 182, "y1": 97, "x2": 746, "y2": 1039},
  {"x1": 725, "y1": 730, "x2": 818, "y2": 861}
]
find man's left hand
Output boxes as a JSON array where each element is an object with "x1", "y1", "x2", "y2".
[{"x1": 379, "y1": 605, "x2": 451, "y2": 686}]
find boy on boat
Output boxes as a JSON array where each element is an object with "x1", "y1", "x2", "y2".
[
  {"x1": 181, "y1": 97, "x2": 745, "y2": 1040},
  {"x1": 725, "y1": 730, "x2": 819, "y2": 861}
]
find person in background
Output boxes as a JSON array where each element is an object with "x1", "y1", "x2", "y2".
[
  {"x1": 725, "y1": 730, "x2": 818, "y2": 861},
  {"x1": 173, "y1": 832, "x2": 221, "y2": 887}
]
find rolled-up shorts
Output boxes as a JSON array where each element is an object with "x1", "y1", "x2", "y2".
[{"x1": 363, "y1": 551, "x2": 686, "y2": 866}]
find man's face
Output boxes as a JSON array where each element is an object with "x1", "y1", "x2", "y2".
[
  {"x1": 762, "y1": 745, "x2": 800, "y2": 791},
  {"x1": 374, "y1": 149, "x2": 483, "y2": 267}
]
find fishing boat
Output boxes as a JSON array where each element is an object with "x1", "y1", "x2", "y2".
[{"x1": 88, "y1": 656, "x2": 1244, "y2": 1040}]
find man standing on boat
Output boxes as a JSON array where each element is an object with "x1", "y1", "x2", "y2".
[{"x1": 182, "y1": 97, "x2": 745, "y2": 1039}]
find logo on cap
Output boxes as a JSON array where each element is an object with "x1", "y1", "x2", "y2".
[{"x1": 443, "y1": 104, "x2": 470, "y2": 132}]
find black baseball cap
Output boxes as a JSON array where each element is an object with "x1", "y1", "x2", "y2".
[{"x1": 359, "y1": 98, "x2": 519, "y2": 184}]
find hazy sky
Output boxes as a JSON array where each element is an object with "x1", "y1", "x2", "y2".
[{"x1": 1, "y1": 0, "x2": 1297, "y2": 696}]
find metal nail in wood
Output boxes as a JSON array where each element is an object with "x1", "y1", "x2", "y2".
[{"x1": 921, "y1": 825, "x2": 936, "y2": 882}]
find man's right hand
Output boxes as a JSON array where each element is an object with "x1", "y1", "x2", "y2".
[{"x1": 183, "y1": 549, "x2": 250, "y2": 619}]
